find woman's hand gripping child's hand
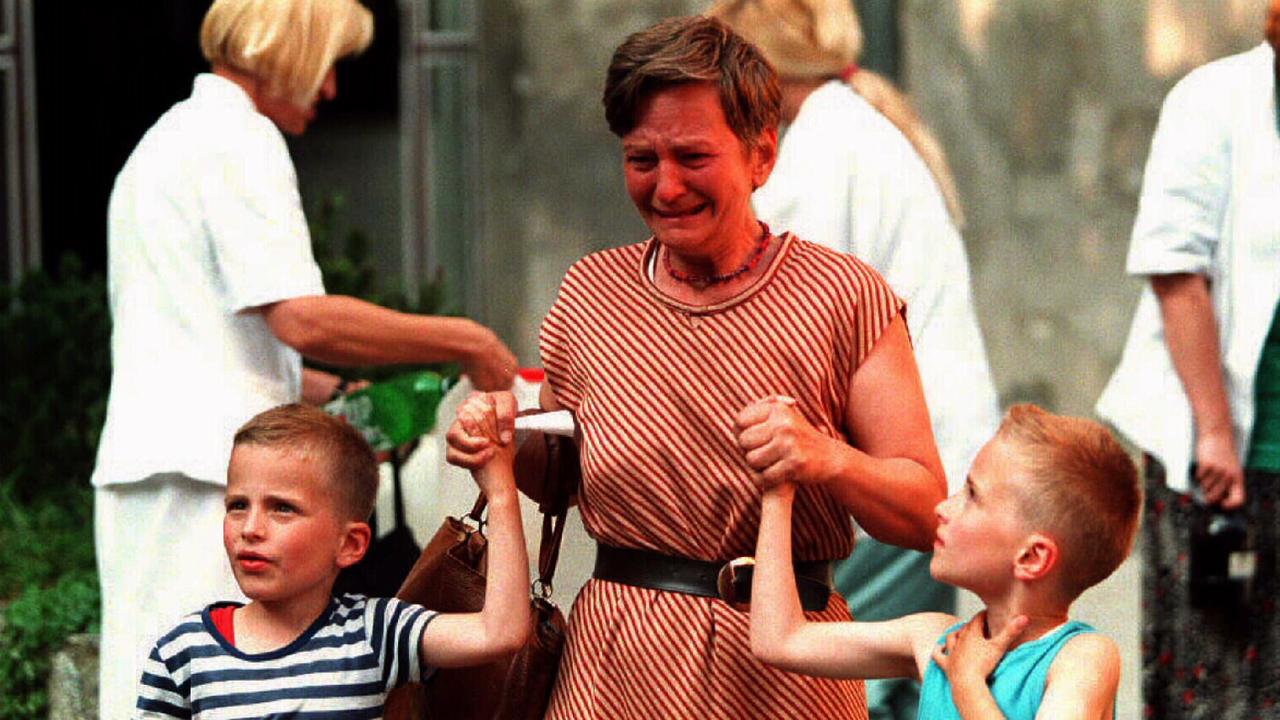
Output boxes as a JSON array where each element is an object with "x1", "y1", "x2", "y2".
[{"x1": 446, "y1": 391, "x2": 519, "y2": 498}]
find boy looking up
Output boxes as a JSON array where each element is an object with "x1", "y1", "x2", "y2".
[
  {"x1": 748, "y1": 404, "x2": 1141, "y2": 719},
  {"x1": 135, "y1": 401, "x2": 530, "y2": 718}
]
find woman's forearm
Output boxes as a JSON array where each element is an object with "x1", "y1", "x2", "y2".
[
  {"x1": 824, "y1": 447, "x2": 942, "y2": 551},
  {"x1": 1152, "y1": 273, "x2": 1233, "y2": 437},
  {"x1": 261, "y1": 294, "x2": 497, "y2": 367}
]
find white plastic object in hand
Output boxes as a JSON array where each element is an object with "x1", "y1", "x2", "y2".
[{"x1": 514, "y1": 410, "x2": 577, "y2": 437}]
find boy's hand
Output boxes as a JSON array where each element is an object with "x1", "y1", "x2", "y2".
[
  {"x1": 446, "y1": 392, "x2": 518, "y2": 489},
  {"x1": 735, "y1": 396, "x2": 839, "y2": 490},
  {"x1": 932, "y1": 611, "x2": 1028, "y2": 686}
]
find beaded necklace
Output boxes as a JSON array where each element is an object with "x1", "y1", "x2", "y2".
[{"x1": 662, "y1": 222, "x2": 772, "y2": 286}]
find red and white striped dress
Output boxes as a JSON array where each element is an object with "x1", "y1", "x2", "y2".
[{"x1": 540, "y1": 233, "x2": 903, "y2": 719}]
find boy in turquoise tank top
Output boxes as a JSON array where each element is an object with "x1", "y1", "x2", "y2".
[{"x1": 745, "y1": 404, "x2": 1141, "y2": 719}]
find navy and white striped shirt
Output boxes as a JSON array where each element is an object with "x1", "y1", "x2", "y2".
[{"x1": 136, "y1": 594, "x2": 436, "y2": 719}]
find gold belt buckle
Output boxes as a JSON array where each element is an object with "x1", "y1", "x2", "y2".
[{"x1": 716, "y1": 556, "x2": 755, "y2": 611}]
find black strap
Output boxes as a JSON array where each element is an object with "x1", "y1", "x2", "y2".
[
  {"x1": 592, "y1": 544, "x2": 832, "y2": 612},
  {"x1": 468, "y1": 432, "x2": 577, "y2": 590}
]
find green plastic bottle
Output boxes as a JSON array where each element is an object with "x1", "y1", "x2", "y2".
[{"x1": 325, "y1": 370, "x2": 454, "y2": 451}]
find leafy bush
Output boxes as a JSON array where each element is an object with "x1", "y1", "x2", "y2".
[
  {"x1": 0, "y1": 570, "x2": 99, "y2": 720},
  {"x1": 0, "y1": 257, "x2": 106, "y2": 716},
  {"x1": 0, "y1": 256, "x2": 111, "y2": 503}
]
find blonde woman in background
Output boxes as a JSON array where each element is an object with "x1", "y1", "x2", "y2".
[
  {"x1": 708, "y1": 2, "x2": 999, "y2": 718},
  {"x1": 95, "y1": 1, "x2": 516, "y2": 715}
]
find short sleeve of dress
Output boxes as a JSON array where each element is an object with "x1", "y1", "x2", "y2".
[
  {"x1": 846, "y1": 255, "x2": 908, "y2": 371},
  {"x1": 366, "y1": 597, "x2": 437, "y2": 690},
  {"x1": 199, "y1": 126, "x2": 326, "y2": 313},
  {"x1": 539, "y1": 262, "x2": 589, "y2": 411}
]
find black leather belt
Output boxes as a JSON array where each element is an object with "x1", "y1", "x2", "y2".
[{"x1": 592, "y1": 544, "x2": 833, "y2": 612}]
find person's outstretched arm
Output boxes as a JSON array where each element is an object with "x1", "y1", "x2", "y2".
[
  {"x1": 423, "y1": 392, "x2": 531, "y2": 667},
  {"x1": 750, "y1": 483, "x2": 952, "y2": 680},
  {"x1": 260, "y1": 295, "x2": 517, "y2": 391}
]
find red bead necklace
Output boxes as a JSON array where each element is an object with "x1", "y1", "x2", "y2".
[{"x1": 663, "y1": 222, "x2": 772, "y2": 286}]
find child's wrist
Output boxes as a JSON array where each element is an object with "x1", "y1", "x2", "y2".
[{"x1": 483, "y1": 484, "x2": 520, "y2": 507}]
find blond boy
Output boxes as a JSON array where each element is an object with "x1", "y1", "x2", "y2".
[
  {"x1": 749, "y1": 404, "x2": 1141, "y2": 719},
  {"x1": 135, "y1": 401, "x2": 529, "y2": 718}
]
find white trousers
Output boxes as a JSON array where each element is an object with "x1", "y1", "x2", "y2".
[{"x1": 95, "y1": 475, "x2": 246, "y2": 719}]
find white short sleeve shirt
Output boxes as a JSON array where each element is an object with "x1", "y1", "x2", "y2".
[
  {"x1": 93, "y1": 74, "x2": 326, "y2": 487},
  {"x1": 1097, "y1": 44, "x2": 1280, "y2": 491}
]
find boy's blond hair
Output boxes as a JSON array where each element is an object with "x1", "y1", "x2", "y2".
[
  {"x1": 201, "y1": 0, "x2": 373, "y2": 107},
  {"x1": 997, "y1": 404, "x2": 1141, "y2": 601},
  {"x1": 233, "y1": 403, "x2": 379, "y2": 522}
]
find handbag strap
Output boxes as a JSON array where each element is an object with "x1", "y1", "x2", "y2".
[
  {"x1": 536, "y1": 432, "x2": 577, "y2": 588},
  {"x1": 463, "y1": 430, "x2": 580, "y2": 591}
]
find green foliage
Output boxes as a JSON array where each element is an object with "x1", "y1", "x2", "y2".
[
  {"x1": 0, "y1": 570, "x2": 100, "y2": 720},
  {"x1": 0, "y1": 256, "x2": 111, "y2": 504},
  {"x1": 0, "y1": 484, "x2": 95, "y2": 599},
  {"x1": 0, "y1": 257, "x2": 106, "y2": 715}
]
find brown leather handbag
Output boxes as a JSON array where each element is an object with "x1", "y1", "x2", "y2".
[{"x1": 385, "y1": 431, "x2": 578, "y2": 720}]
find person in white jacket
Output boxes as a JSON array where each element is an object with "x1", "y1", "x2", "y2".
[
  {"x1": 708, "y1": 2, "x2": 1000, "y2": 717},
  {"x1": 1096, "y1": 2, "x2": 1280, "y2": 713}
]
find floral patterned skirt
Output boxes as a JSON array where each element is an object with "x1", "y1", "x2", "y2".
[{"x1": 1142, "y1": 457, "x2": 1279, "y2": 718}]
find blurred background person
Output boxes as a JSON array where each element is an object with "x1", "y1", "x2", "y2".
[
  {"x1": 92, "y1": 0, "x2": 517, "y2": 716},
  {"x1": 709, "y1": 1, "x2": 1000, "y2": 718},
  {"x1": 1097, "y1": 1, "x2": 1280, "y2": 716}
]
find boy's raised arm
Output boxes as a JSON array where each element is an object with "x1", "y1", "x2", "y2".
[
  {"x1": 751, "y1": 485, "x2": 938, "y2": 680},
  {"x1": 1035, "y1": 635, "x2": 1120, "y2": 720},
  {"x1": 425, "y1": 392, "x2": 532, "y2": 668}
]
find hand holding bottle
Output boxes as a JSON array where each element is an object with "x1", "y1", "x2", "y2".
[{"x1": 462, "y1": 326, "x2": 519, "y2": 391}]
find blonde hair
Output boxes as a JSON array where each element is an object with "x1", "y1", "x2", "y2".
[
  {"x1": 233, "y1": 403, "x2": 379, "y2": 522},
  {"x1": 707, "y1": 0, "x2": 966, "y2": 228},
  {"x1": 997, "y1": 404, "x2": 1142, "y2": 601},
  {"x1": 201, "y1": 0, "x2": 373, "y2": 106},
  {"x1": 706, "y1": 0, "x2": 861, "y2": 79}
]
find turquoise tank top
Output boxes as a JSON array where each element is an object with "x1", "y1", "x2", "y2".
[{"x1": 917, "y1": 620, "x2": 1111, "y2": 720}]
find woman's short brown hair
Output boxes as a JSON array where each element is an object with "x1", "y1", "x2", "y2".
[
  {"x1": 201, "y1": 0, "x2": 373, "y2": 107},
  {"x1": 233, "y1": 403, "x2": 379, "y2": 522},
  {"x1": 602, "y1": 15, "x2": 781, "y2": 147}
]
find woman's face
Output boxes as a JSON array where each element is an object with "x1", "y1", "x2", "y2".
[
  {"x1": 258, "y1": 67, "x2": 338, "y2": 136},
  {"x1": 621, "y1": 82, "x2": 776, "y2": 259}
]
